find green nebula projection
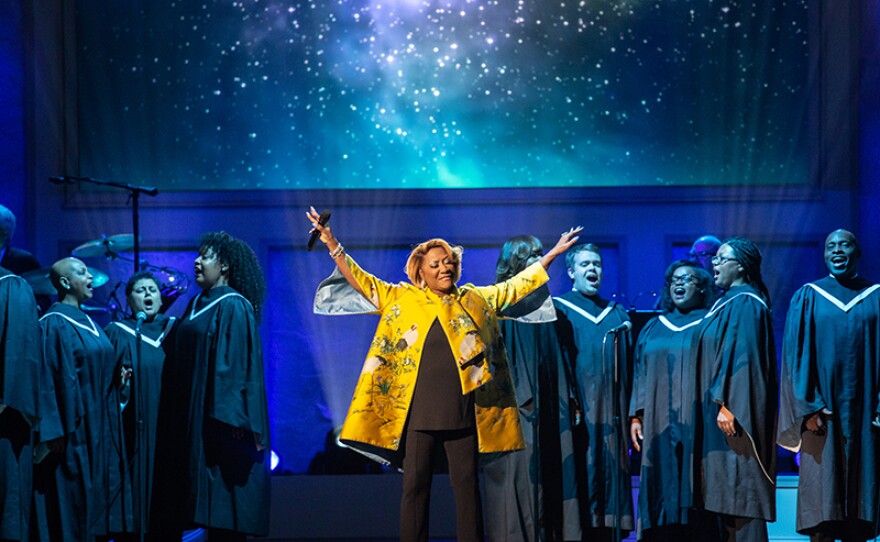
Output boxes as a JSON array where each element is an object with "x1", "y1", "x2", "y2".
[{"x1": 76, "y1": 0, "x2": 809, "y2": 190}]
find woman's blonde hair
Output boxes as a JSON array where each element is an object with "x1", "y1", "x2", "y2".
[{"x1": 405, "y1": 238, "x2": 463, "y2": 287}]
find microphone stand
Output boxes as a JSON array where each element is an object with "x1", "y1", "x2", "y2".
[
  {"x1": 134, "y1": 318, "x2": 146, "y2": 542},
  {"x1": 611, "y1": 292, "x2": 634, "y2": 311},
  {"x1": 106, "y1": 282, "x2": 125, "y2": 322},
  {"x1": 49, "y1": 175, "x2": 159, "y2": 273},
  {"x1": 603, "y1": 325, "x2": 627, "y2": 542},
  {"x1": 611, "y1": 328, "x2": 623, "y2": 542}
]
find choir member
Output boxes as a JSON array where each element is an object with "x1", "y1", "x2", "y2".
[
  {"x1": 104, "y1": 271, "x2": 176, "y2": 538},
  {"x1": 687, "y1": 235, "x2": 722, "y2": 275},
  {"x1": 693, "y1": 238, "x2": 777, "y2": 542},
  {"x1": 151, "y1": 232, "x2": 270, "y2": 540},
  {"x1": 554, "y1": 243, "x2": 634, "y2": 541},
  {"x1": 484, "y1": 235, "x2": 581, "y2": 542},
  {"x1": 0, "y1": 261, "x2": 41, "y2": 541},
  {"x1": 629, "y1": 260, "x2": 717, "y2": 541},
  {"x1": 0, "y1": 203, "x2": 41, "y2": 276},
  {"x1": 33, "y1": 257, "x2": 119, "y2": 541},
  {"x1": 777, "y1": 229, "x2": 880, "y2": 542}
]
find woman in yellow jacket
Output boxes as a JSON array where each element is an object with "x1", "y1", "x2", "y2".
[{"x1": 308, "y1": 207, "x2": 581, "y2": 542}]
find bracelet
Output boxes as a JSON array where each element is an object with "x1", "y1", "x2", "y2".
[{"x1": 329, "y1": 244, "x2": 345, "y2": 259}]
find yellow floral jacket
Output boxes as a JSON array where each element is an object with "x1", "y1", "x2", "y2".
[{"x1": 314, "y1": 255, "x2": 549, "y2": 466}]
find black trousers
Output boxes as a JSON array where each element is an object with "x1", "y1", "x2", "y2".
[
  {"x1": 400, "y1": 428, "x2": 483, "y2": 542},
  {"x1": 808, "y1": 520, "x2": 877, "y2": 542},
  {"x1": 720, "y1": 514, "x2": 768, "y2": 542}
]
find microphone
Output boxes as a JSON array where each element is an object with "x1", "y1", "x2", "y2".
[
  {"x1": 307, "y1": 210, "x2": 331, "y2": 251},
  {"x1": 48, "y1": 176, "x2": 77, "y2": 185},
  {"x1": 605, "y1": 321, "x2": 632, "y2": 335},
  {"x1": 135, "y1": 311, "x2": 147, "y2": 333}
]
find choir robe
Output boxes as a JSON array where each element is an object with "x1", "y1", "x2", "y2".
[
  {"x1": 484, "y1": 288, "x2": 582, "y2": 542},
  {"x1": 553, "y1": 291, "x2": 634, "y2": 536},
  {"x1": 34, "y1": 302, "x2": 120, "y2": 541},
  {"x1": 777, "y1": 276, "x2": 880, "y2": 539},
  {"x1": 152, "y1": 286, "x2": 270, "y2": 536},
  {"x1": 104, "y1": 314, "x2": 176, "y2": 534},
  {"x1": 629, "y1": 309, "x2": 706, "y2": 538},
  {"x1": 693, "y1": 285, "x2": 777, "y2": 521},
  {"x1": 0, "y1": 267, "x2": 41, "y2": 541}
]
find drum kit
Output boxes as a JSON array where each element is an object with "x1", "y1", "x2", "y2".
[{"x1": 21, "y1": 233, "x2": 188, "y2": 318}]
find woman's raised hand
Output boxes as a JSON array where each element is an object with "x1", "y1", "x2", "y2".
[
  {"x1": 540, "y1": 226, "x2": 583, "y2": 269},
  {"x1": 550, "y1": 226, "x2": 583, "y2": 256}
]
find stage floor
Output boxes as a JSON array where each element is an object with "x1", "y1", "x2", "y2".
[{"x1": 262, "y1": 474, "x2": 810, "y2": 541}]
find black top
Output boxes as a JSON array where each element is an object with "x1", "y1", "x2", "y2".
[{"x1": 407, "y1": 318, "x2": 475, "y2": 430}]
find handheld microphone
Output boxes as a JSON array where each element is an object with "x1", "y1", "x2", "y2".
[
  {"x1": 135, "y1": 311, "x2": 147, "y2": 333},
  {"x1": 307, "y1": 210, "x2": 331, "y2": 251},
  {"x1": 605, "y1": 321, "x2": 632, "y2": 334},
  {"x1": 48, "y1": 176, "x2": 76, "y2": 185}
]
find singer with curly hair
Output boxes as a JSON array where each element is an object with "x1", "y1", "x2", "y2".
[{"x1": 151, "y1": 232, "x2": 270, "y2": 541}]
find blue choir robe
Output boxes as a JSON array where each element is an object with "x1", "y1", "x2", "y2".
[
  {"x1": 484, "y1": 288, "x2": 582, "y2": 542},
  {"x1": 554, "y1": 291, "x2": 634, "y2": 536},
  {"x1": 0, "y1": 267, "x2": 41, "y2": 541},
  {"x1": 693, "y1": 285, "x2": 777, "y2": 522},
  {"x1": 151, "y1": 286, "x2": 270, "y2": 536},
  {"x1": 629, "y1": 309, "x2": 706, "y2": 538},
  {"x1": 778, "y1": 276, "x2": 880, "y2": 539},
  {"x1": 104, "y1": 314, "x2": 176, "y2": 534},
  {"x1": 34, "y1": 302, "x2": 120, "y2": 541}
]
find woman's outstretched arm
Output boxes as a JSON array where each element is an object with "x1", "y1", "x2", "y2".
[{"x1": 307, "y1": 206, "x2": 366, "y2": 298}]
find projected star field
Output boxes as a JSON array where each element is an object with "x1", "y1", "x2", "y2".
[{"x1": 76, "y1": 0, "x2": 810, "y2": 190}]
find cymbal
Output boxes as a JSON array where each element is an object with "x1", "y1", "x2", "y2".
[
  {"x1": 81, "y1": 299, "x2": 109, "y2": 313},
  {"x1": 72, "y1": 234, "x2": 136, "y2": 258},
  {"x1": 91, "y1": 268, "x2": 109, "y2": 288},
  {"x1": 20, "y1": 267, "x2": 110, "y2": 296},
  {"x1": 20, "y1": 268, "x2": 54, "y2": 295}
]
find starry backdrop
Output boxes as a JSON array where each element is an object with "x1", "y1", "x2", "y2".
[
  {"x1": 66, "y1": 0, "x2": 815, "y2": 473},
  {"x1": 76, "y1": 0, "x2": 810, "y2": 190}
]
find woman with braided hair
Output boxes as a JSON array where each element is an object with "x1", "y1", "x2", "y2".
[
  {"x1": 151, "y1": 232, "x2": 270, "y2": 540},
  {"x1": 692, "y1": 237, "x2": 778, "y2": 542}
]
